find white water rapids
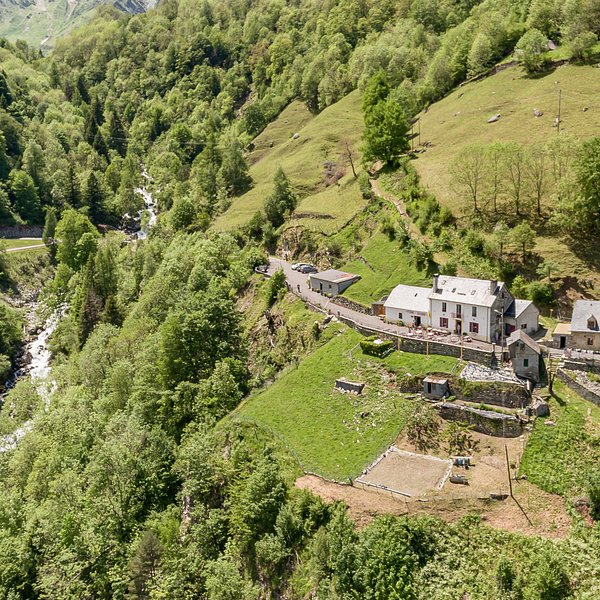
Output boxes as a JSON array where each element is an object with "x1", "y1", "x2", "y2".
[
  {"x1": 0, "y1": 308, "x2": 63, "y2": 452},
  {"x1": 0, "y1": 178, "x2": 158, "y2": 453}
]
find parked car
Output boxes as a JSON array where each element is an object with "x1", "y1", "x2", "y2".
[
  {"x1": 291, "y1": 262, "x2": 310, "y2": 271},
  {"x1": 298, "y1": 264, "x2": 318, "y2": 274}
]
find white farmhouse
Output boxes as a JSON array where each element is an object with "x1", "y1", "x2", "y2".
[
  {"x1": 383, "y1": 274, "x2": 539, "y2": 344},
  {"x1": 383, "y1": 284, "x2": 430, "y2": 327}
]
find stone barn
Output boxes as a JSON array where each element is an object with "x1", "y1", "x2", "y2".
[{"x1": 507, "y1": 330, "x2": 541, "y2": 382}]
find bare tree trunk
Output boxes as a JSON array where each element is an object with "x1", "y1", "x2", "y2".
[{"x1": 345, "y1": 141, "x2": 357, "y2": 178}]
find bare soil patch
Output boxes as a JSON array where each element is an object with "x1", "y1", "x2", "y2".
[
  {"x1": 296, "y1": 474, "x2": 572, "y2": 538},
  {"x1": 356, "y1": 447, "x2": 451, "y2": 497}
]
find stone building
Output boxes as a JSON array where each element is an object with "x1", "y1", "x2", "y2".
[
  {"x1": 570, "y1": 300, "x2": 600, "y2": 351},
  {"x1": 507, "y1": 330, "x2": 542, "y2": 382}
]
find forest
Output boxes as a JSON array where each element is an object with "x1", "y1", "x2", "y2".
[{"x1": 1, "y1": 0, "x2": 600, "y2": 598}]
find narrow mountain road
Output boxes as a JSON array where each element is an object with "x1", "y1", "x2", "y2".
[
  {"x1": 267, "y1": 256, "x2": 494, "y2": 352},
  {"x1": 267, "y1": 256, "x2": 404, "y2": 336}
]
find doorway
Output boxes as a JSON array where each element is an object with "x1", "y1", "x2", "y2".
[
  {"x1": 560, "y1": 336, "x2": 567, "y2": 349},
  {"x1": 455, "y1": 319, "x2": 462, "y2": 335}
]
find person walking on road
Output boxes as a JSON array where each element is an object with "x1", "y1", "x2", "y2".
[{"x1": 297, "y1": 284, "x2": 300, "y2": 293}]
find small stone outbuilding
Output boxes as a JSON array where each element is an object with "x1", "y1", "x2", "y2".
[
  {"x1": 507, "y1": 330, "x2": 542, "y2": 382},
  {"x1": 552, "y1": 322, "x2": 572, "y2": 350},
  {"x1": 423, "y1": 376, "x2": 449, "y2": 398},
  {"x1": 308, "y1": 270, "x2": 360, "y2": 296}
]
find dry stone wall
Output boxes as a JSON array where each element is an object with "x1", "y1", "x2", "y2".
[
  {"x1": 435, "y1": 402, "x2": 523, "y2": 437},
  {"x1": 557, "y1": 368, "x2": 600, "y2": 407}
]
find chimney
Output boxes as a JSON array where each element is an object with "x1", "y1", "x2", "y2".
[
  {"x1": 433, "y1": 273, "x2": 440, "y2": 294},
  {"x1": 490, "y1": 279, "x2": 497, "y2": 294}
]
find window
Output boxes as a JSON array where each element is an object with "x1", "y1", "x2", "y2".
[
  {"x1": 398, "y1": 313, "x2": 403, "y2": 320},
  {"x1": 456, "y1": 304, "x2": 462, "y2": 316},
  {"x1": 442, "y1": 302, "x2": 447, "y2": 313},
  {"x1": 524, "y1": 358, "x2": 529, "y2": 367},
  {"x1": 440, "y1": 317, "x2": 448, "y2": 328},
  {"x1": 588, "y1": 337, "x2": 594, "y2": 346},
  {"x1": 521, "y1": 323, "x2": 527, "y2": 330},
  {"x1": 469, "y1": 322, "x2": 479, "y2": 334},
  {"x1": 472, "y1": 306, "x2": 477, "y2": 317}
]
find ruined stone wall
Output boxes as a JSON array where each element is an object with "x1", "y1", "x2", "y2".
[
  {"x1": 452, "y1": 379, "x2": 530, "y2": 408},
  {"x1": 557, "y1": 369, "x2": 600, "y2": 407},
  {"x1": 561, "y1": 358, "x2": 600, "y2": 375},
  {"x1": 435, "y1": 402, "x2": 523, "y2": 437}
]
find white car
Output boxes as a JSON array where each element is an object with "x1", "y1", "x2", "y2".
[{"x1": 291, "y1": 262, "x2": 310, "y2": 271}]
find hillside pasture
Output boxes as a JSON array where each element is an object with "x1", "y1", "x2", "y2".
[
  {"x1": 415, "y1": 64, "x2": 600, "y2": 213},
  {"x1": 214, "y1": 91, "x2": 365, "y2": 233},
  {"x1": 237, "y1": 327, "x2": 458, "y2": 480},
  {"x1": 338, "y1": 232, "x2": 431, "y2": 307}
]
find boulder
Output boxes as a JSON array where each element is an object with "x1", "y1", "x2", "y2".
[{"x1": 527, "y1": 398, "x2": 550, "y2": 417}]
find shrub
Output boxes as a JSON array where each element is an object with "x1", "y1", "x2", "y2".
[
  {"x1": 358, "y1": 172, "x2": 372, "y2": 199},
  {"x1": 464, "y1": 229, "x2": 485, "y2": 256},
  {"x1": 587, "y1": 469, "x2": 600, "y2": 521},
  {"x1": 265, "y1": 269, "x2": 287, "y2": 307},
  {"x1": 527, "y1": 281, "x2": 555, "y2": 306},
  {"x1": 360, "y1": 335, "x2": 394, "y2": 357}
]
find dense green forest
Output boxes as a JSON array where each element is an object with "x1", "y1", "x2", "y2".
[{"x1": 1, "y1": 0, "x2": 600, "y2": 597}]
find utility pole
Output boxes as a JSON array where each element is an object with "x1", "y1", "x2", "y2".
[
  {"x1": 504, "y1": 444, "x2": 513, "y2": 498},
  {"x1": 557, "y1": 89, "x2": 562, "y2": 135}
]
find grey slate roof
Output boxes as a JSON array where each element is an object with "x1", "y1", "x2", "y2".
[
  {"x1": 571, "y1": 300, "x2": 600, "y2": 332},
  {"x1": 429, "y1": 275, "x2": 506, "y2": 307},
  {"x1": 507, "y1": 330, "x2": 541, "y2": 354},
  {"x1": 384, "y1": 284, "x2": 430, "y2": 313},
  {"x1": 310, "y1": 270, "x2": 360, "y2": 284},
  {"x1": 504, "y1": 299, "x2": 537, "y2": 318}
]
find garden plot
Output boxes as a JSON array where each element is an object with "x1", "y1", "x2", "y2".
[{"x1": 356, "y1": 446, "x2": 452, "y2": 498}]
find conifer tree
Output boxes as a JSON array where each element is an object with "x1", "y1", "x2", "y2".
[
  {"x1": 66, "y1": 161, "x2": 81, "y2": 208},
  {"x1": 0, "y1": 71, "x2": 13, "y2": 108},
  {"x1": 82, "y1": 171, "x2": 106, "y2": 223},
  {"x1": 107, "y1": 110, "x2": 128, "y2": 157},
  {"x1": 42, "y1": 207, "x2": 57, "y2": 249},
  {"x1": 0, "y1": 132, "x2": 9, "y2": 181},
  {"x1": 264, "y1": 167, "x2": 297, "y2": 227},
  {"x1": 76, "y1": 73, "x2": 90, "y2": 105}
]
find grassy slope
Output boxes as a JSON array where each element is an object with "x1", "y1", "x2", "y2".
[
  {"x1": 214, "y1": 91, "x2": 365, "y2": 233},
  {"x1": 237, "y1": 327, "x2": 458, "y2": 480},
  {"x1": 0, "y1": 239, "x2": 43, "y2": 250},
  {"x1": 339, "y1": 231, "x2": 431, "y2": 306},
  {"x1": 414, "y1": 63, "x2": 600, "y2": 289},
  {"x1": 520, "y1": 380, "x2": 600, "y2": 499}
]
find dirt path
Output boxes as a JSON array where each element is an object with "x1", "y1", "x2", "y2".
[
  {"x1": 296, "y1": 474, "x2": 572, "y2": 538},
  {"x1": 6, "y1": 244, "x2": 45, "y2": 253}
]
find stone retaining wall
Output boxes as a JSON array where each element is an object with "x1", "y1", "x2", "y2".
[
  {"x1": 561, "y1": 358, "x2": 600, "y2": 375},
  {"x1": 332, "y1": 296, "x2": 371, "y2": 315},
  {"x1": 0, "y1": 225, "x2": 43, "y2": 238},
  {"x1": 398, "y1": 337, "x2": 494, "y2": 367},
  {"x1": 452, "y1": 379, "x2": 530, "y2": 409},
  {"x1": 557, "y1": 368, "x2": 600, "y2": 407},
  {"x1": 435, "y1": 402, "x2": 523, "y2": 437}
]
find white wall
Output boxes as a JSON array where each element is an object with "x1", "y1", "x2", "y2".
[
  {"x1": 515, "y1": 304, "x2": 540, "y2": 334},
  {"x1": 430, "y1": 300, "x2": 493, "y2": 342},
  {"x1": 385, "y1": 307, "x2": 430, "y2": 326}
]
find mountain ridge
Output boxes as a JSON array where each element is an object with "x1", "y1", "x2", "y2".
[{"x1": 0, "y1": 0, "x2": 157, "y2": 48}]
